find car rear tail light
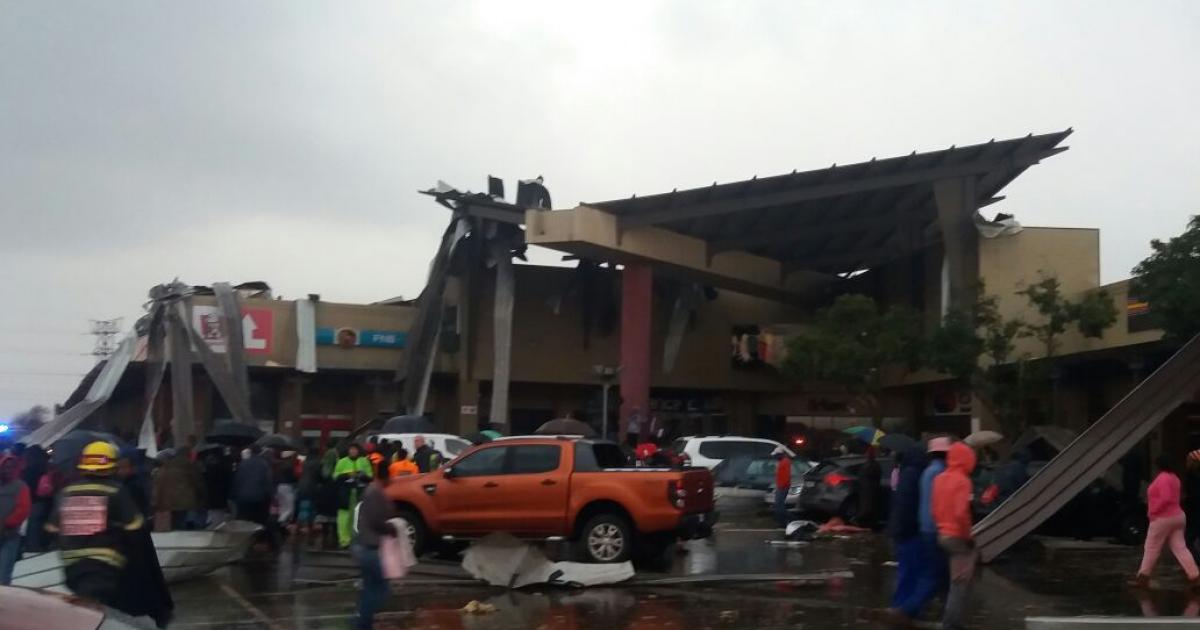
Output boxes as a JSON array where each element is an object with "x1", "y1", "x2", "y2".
[
  {"x1": 824, "y1": 472, "x2": 849, "y2": 487},
  {"x1": 667, "y1": 480, "x2": 686, "y2": 509}
]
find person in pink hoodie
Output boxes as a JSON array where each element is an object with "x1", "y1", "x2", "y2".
[{"x1": 1132, "y1": 454, "x2": 1200, "y2": 589}]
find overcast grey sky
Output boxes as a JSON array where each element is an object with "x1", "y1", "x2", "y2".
[{"x1": 1, "y1": 1, "x2": 1197, "y2": 417}]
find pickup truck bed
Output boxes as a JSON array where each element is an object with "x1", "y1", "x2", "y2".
[{"x1": 385, "y1": 437, "x2": 715, "y2": 562}]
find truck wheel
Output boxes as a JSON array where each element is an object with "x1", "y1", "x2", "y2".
[
  {"x1": 581, "y1": 513, "x2": 632, "y2": 563},
  {"x1": 395, "y1": 507, "x2": 428, "y2": 556}
]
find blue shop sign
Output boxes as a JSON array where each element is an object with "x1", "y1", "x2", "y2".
[{"x1": 316, "y1": 327, "x2": 407, "y2": 348}]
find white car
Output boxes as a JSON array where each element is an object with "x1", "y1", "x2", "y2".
[
  {"x1": 366, "y1": 433, "x2": 474, "y2": 459},
  {"x1": 670, "y1": 436, "x2": 796, "y2": 470}
]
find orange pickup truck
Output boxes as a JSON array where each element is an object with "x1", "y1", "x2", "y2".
[{"x1": 384, "y1": 436, "x2": 715, "y2": 563}]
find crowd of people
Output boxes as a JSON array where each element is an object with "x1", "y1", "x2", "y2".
[
  {"x1": 0, "y1": 433, "x2": 444, "y2": 629},
  {"x1": 865, "y1": 436, "x2": 976, "y2": 629}
]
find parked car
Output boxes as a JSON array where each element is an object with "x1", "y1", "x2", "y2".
[
  {"x1": 671, "y1": 436, "x2": 795, "y2": 470},
  {"x1": 715, "y1": 456, "x2": 814, "y2": 513},
  {"x1": 385, "y1": 437, "x2": 716, "y2": 563},
  {"x1": 366, "y1": 432, "x2": 474, "y2": 459},
  {"x1": 793, "y1": 455, "x2": 894, "y2": 520}
]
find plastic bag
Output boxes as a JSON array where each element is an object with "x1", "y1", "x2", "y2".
[{"x1": 380, "y1": 516, "x2": 417, "y2": 579}]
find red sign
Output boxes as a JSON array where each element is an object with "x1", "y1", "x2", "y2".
[
  {"x1": 242, "y1": 308, "x2": 273, "y2": 355},
  {"x1": 192, "y1": 306, "x2": 274, "y2": 355}
]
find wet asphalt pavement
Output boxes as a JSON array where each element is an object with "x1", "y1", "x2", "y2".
[{"x1": 164, "y1": 515, "x2": 1200, "y2": 629}]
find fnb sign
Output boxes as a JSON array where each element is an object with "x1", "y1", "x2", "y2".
[{"x1": 192, "y1": 305, "x2": 274, "y2": 355}]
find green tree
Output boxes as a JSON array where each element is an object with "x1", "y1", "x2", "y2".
[
  {"x1": 930, "y1": 276, "x2": 1116, "y2": 435},
  {"x1": 1132, "y1": 216, "x2": 1200, "y2": 343},
  {"x1": 1018, "y1": 276, "x2": 1117, "y2": 357},
  {"x1": 781, "y1": 294, "x2": 924, "y2": 426},
  {"x1": 927, "y1": 290, "x2": 1028, "y2": 436}
]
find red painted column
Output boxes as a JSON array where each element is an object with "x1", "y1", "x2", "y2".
[{"x1": 619, "y1": 263, "x2": 653, "y2": 443}]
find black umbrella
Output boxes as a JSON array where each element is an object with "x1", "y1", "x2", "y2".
[
  {"x1": 381, "y1": 415, "x2": 435, "y2": 434},
  {"x1": 464, "y1": 432, "x2": 494, "y2": 446},
  {"x1": 207, "y1": 420, "x2": 265, "y2": 445},
  {"x1": 49, "y1": 430, "x2": 124, "y2": 470},
  {"x1": 879, "y1": 433, "x2": 918, "y2": 453},
  {"x1": 535, "y1": 418, "x2": 597, "y2": 438},
  {"x1": 256, "y1": 433, "x2": 298, "y2": 451}
]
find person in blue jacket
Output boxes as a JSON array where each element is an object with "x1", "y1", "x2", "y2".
[
  {"x1": 884, "y1": 443, "x2": 928, "y2": 622},
  {"x1": 890, "y1": 436, "x2": 953, "y2": 623}
]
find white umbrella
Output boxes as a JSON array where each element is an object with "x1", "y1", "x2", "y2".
[{"x1": 964, "y1": 430, "x2": 1005, "y2": 448}]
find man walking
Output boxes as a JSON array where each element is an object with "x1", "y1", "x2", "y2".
[
  {"x1": 352, "y1": 469, "x2": 399, "y2": 629},
  {"x1": 411, "y1": 437, "x2": 441, "y2": 474},
  {"x1": 0, "y1": 454, "x2": 31, "y2": 585},
  {"x1": 933, "y1": 441, "x2": 978, "y2": 630},
  {"x1": 881, "y1": 444, "x2": 927, "y2": 625},
  {"x1": 625, "y1": 407, "x2": 643, "y2": 449},
  {"x1": 891, "y1": 436, "x2": 953, "y2": 621},
  {"x1": 45, "y1": 441, "x2": 144, "y2": 607},
  {"x1": 231, "y1": 446, "x2": 276, "y2": 549}
]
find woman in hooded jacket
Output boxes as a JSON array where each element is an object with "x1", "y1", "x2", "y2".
[{"x1": 1132, "y1": 454, "x2": 1200, "y2": 590}]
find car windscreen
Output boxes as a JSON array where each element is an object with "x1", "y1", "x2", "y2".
[
  {"x1": 699, "y1": 440, "x2": 777, "y2": 461},
  {"x1": 575, "y1": 442, "x2": 630, "y2": 471},
  {"x1": 714, "y1": 456, "x2": 755, "y2": 486},
  {"x1": 444, "y1": 438, "x2": 472, "y2": 455}
]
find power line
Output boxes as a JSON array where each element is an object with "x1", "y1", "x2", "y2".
[
  {"x1": 0, "y1": 371, "x2": 85, "y2": 377},
  {"x1": 0, "y1": 347, "x2": 91, "y2": 356}
]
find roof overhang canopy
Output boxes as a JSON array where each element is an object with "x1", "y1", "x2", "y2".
[{"x1": 442, "y1": 130, "x2": 1072, "y2": 300}]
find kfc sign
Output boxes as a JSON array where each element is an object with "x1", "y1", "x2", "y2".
[{"x1": 192, "y1": 305, "x2": 274, "y2": 355}]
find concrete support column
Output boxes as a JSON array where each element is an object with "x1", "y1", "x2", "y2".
[
  {"x1": 352, "y1": 380, "x2": 377, "y2": 429},
  {"x1": 454, "y1": 378, "x2": 481, "y2": 435},
  {"x1": 278, "y1": 376, "x2": 305, "y2": 438},
  {"x1": 933, "y1": 177, "x2": 980, "y2": 311},
  {"x1": 619, "y1": 264, "x2": 653, "y2": 442}
]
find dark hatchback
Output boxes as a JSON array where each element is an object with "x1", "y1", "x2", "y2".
[{"x1": 796, "y1": 455, "x2": 895, "y2": 520}]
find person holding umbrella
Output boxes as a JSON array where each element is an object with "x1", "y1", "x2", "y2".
[
  {"x1": 334, "y1": 443, "x2": 374, "y2": 548},
  {"x1": 856, "y1": 446, "x2": 882, "y2": 528}
]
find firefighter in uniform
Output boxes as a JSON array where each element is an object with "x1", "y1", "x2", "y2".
[{"x1": 45, "y1": 440, "x2": 143, "y2": 607}]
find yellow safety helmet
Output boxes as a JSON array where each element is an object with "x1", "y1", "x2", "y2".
[{"x1": 78, "y1": 440, "x2": 118, "y2": 472}]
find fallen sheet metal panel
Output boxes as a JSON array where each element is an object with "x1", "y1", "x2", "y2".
[
  {"x1": 213, "y1": 282, "x2": 252, "y2": 410},
  {"x1": 175, "y1": 307, "x2": 254, "y2": 427},
  {"x1": 398, "y1": 216, "x2": 468, "y2": 412},
  {"x1": 139, "y1": 303, "x2": 167, "y2": 457},
  {"x1": 167, "y1": 305, "x2": 197, "y2": 444},
  {"x1": 294, "y1": 297, "x2": 317, "y2": 373},
  {"x1": 23, "y1": 333, "x2": 137, "y2": 446},
  {"x1": 974, "y1": 333, "x2": 1200, "y2": 562},
  {"x1": 11, "y1": 520, "x2": 261, "y2": 591},
  {"x1": 461, "y1": 533, "x2": 634, "y2": 588}
]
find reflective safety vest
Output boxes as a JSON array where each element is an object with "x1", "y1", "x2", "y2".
[{"x1": 46, "y1": 477, "x2": 143, "y2": 568}]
